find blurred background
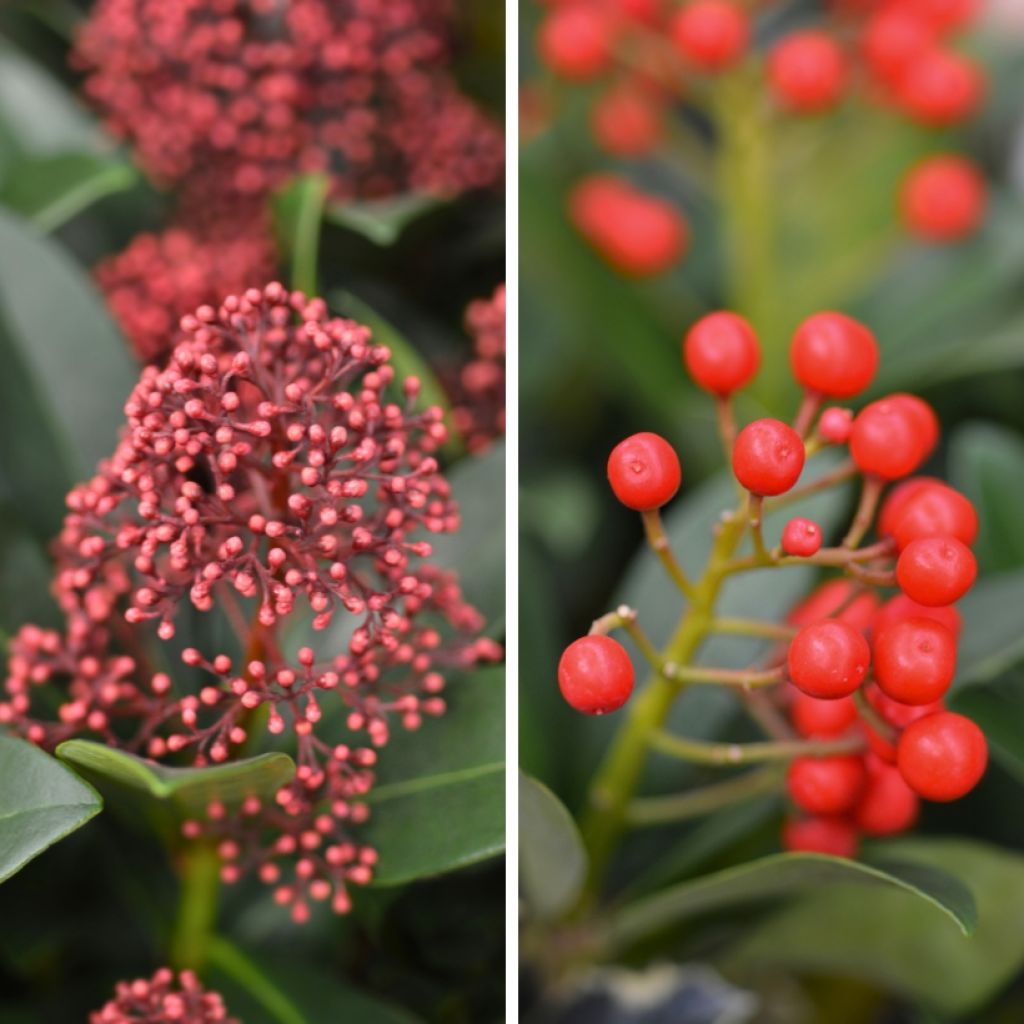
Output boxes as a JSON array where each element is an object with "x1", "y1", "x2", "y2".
[
  {"x1": 0, "y1": 1, "x2": 505, "y2": 1021},
  {"x1": 520, "y1": 1, "x2": 1024, "y2": 1021}
]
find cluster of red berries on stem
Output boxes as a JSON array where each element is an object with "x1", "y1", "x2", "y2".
[
  {"x1": 559, "y1": 306, "x2": 987, "y2": 860},
  {"x1": 536, "y1": 0, "x2": 989, "y2": 280},
  {"x1": 90, "y1": 968, "x2": 235, "y2": 1024},
  {"x1": 1, "y1": 283, "x2": 500, "y2": 920}
]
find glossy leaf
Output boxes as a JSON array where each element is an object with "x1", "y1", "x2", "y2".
[
  {"x1": 0, "y1": 735, "x2": 102, "y2": 884},
  {"x1": 0, "y1": 152, "x2": 137, "y2": 232},
  {"x1": 728, "y1": 839, "x2": 1024, "y2": 1016},
  {"x1": 953, "y1": 568, "x2": 1024, "y2": 690},
  {"x1": 56, "y1": 740, "x2": 295, "y2": 816},
  {"x1": 519, "y1": 773, "x2": 587, "y2": 920},
  {"x1": 272, "y1": 173, "x2": 329, "y2": 295},
  {"x1": 364, "y1": 668, "x2": 504, "y2": 885},
  {"x1": 601, "y1": 849, "x2": 975, "y2": 957},
  {"x1": 326, "y1": 193, "x2": 445, "y2": 246}
]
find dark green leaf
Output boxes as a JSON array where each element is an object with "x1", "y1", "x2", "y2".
[
  {"x1": 326, "y1": 193, "x2": 446, "y2": 246},
  {"x1": 601, "y1": 849, "x2": 975, "y2": 957},
  {"x1": 952, "y1": 677, "x2": 1024, "y2": 786},
  {"x1": 56, "y1": 740, "x2": 294, "y2": 816},
  {"x1": 364, "y1": 668, "x2": 504, "y2": 885},
  {"x1": 520, "y1": 772, "x2": 587, "y2": 920},
  {"x1": 0, "y1": 735, "x2": 102, "y2": 883},
  {"x1": 728, "y1": 839, "x2": 1024, "y2": 1016},
  {"x1": 272, "y1": 173, "x2": 329, "y2": 295},
  {"x1": 0, "y1": 152, "x2": 137, "y2": 232},
  {"x1": 949, "y1": 421, "x2": 1024, "y2": 573},
  {"x1": 954, "y1": 568, "x2": 1024, "y2": 690}
]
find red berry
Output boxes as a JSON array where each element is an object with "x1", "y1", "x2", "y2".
[
  {"x1": 732, "y1": 418, "x2": 805, "y2": 496},
  {"x1": 558, "y1": 635, "x2": 635, "y2": 714},
  {"x1": 591, "y1": 84, "x2": 663, "y2": 156},
  {"x1": 897, "y1": 536, "x2": 977, "y2": 606},
  {"x1": 818, "y1": 407, "x2": 853, "y2": 444},
  {"x1": 768, "y1": 31, "x2": 848, "y2": 114},
  {"x1": 877, "y1": 476, "x2": 941, "y2": 539},
  {"x1": 669, "y1": 0, "x2": 749, "y2": 72},
  {"x1": 782, "y1": 517, "x2": 823, "y2": 557},
  {"x1": 569, "y1": 175, "x2": 688, "y2": 276},
  {"x1": 901, "y1": 155, "x2": 986, "y2": 243},
  {"x1": 862, "y1": 682, "x2": 945, "y2": 762},
  {"x1": 791, "y1": 690, "x2": 858, "y2": 738},
  {"x1": 788, "y1": 619, "x2": 871, "y2": 699},
  {"x1": 897, "y1": 711, "x2": 987, "y2": 801},
  {"x1": 890, "y1": 393, "x2": 940, "y2": 459},
  {"x1": 788, "y1": 579, "x2": 879, "y2": 633},
  {"x1": 862, "y1": 9, "x2": 937, "y2": 86},
  {"x1": 782, "y1": 816, "x2": 858, "y2": 857},
  {"x1": 849, "y1": 396, "x2": 933, "y2": 480},
  {"x1": 884, "y1": 480, "x2": 978, "y2": 551},
  {"x1": 538, "y1": 5, "x2": 613, "y2": 80},
  {"x1": 790, "y1": 312, "x2": 879, "y2": 398},
  {"x1": 873, "y1": 617, "x2": 957, "y2": 705},
  {"x1": 607, "y1": 431, "x2": 682, "y2": 510},
  {"x1": 683, "y1": 311, "x2": 760, "y2": 395},
  {"x1": 855, "y1": 757, "x2": 920, "y2": 835},
  {"x1": 874, "y1": 594, "x2": 962, "y2": 639},
  {"x1": 788, "y1": 755, "x2": 867, "y2": 815},
  {"x1": 898, "y1": 48, "x2": 985, "y2": 127},
  {"x1": 903, "y1": 0, "x2": 980, "y2": 34}
]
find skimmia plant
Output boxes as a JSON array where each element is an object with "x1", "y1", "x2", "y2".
[{"x1": 549, "y1": 309, "x2": 986, "y2": 951}]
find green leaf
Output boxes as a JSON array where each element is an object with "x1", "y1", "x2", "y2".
[
  {"x1": 272, "y1": 173, "x2": 329, "y2": 295},
  {"x1": 0, "y1": 152, "x2": 137, "y2": 232},
  {"x1": 56, "y1": 740, "x2": 294, "y2": 816},
  {"x1": 208, "y1": 938, "x2": 421, "y2": 1024},
  {"x1": 954, "y1": 568, "x2": 1024, "y2": 690},
  {"x1": 728, "y1": 839, "x2": 1024, "y2": 1016},
  {"x1": 331, "y1": 290, "x2": 455, "y2": 432},
  {"x1": 0, "y1": 207, "x2": 138, "y2": 476},
  {"x1": 363, "y1": 668, "x2": 504, "y2": 885},
  {"x1": 0, "y1": 734, "x2": 102, "y2": 884},
  {"x1": 949, "y1": 421, "x2": 1024, "y2": 573},
  {"x1": 326, "y1": 193, "x2": 446, "y2": 246},
  {"x1": 428, "y1": 443, "x2": 506, "y2": 623},
  {"x1": 951, "y1": 676, "x2": 1024, "y2": 786},
  {"x1": 600, "y1": 849, "x2": 976, "y2": 957},
  {"x1": 519, "y1": 772, "x2": 587, "y2": 920}
]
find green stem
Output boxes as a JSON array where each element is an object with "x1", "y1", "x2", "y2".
[
  {"x1": 710, "y1": 617, "x2": 797, "y2": 641},
  {"x1": 649, "y1": 730, "x2": 864, "y2": 766},
  {"x1": 664, "y1": 663, "x2": 784, "y2": 688},
  {"x1": 207, "y1": 938, "x2": 306, "y2": 1024},
  {"x1": 170, "y1": 842, "x2": 221, "y2": 972},
  {"x1": 625, "y1": 766, "x2": 784, "y2": 827},
  {"x1": 764, "y1": 460, "x2": 856, "y2": 512},
  {"x1": 641, "y1": 509, "x2": 697, "y2": 600}
]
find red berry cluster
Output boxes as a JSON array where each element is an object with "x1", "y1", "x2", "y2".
[
  {"x1": 451, "y1": 285, "x2": 508, "y2": 452},
  {"x1": 90, "y1": 968, "x2": 236, "y2": 1024},
  {"x1": 535, "y1": 0, "x2": 989, "y2": 269},
  {"x1": 1, "y1": 284, "x2": 500, "y2": 920},
  {"x1": 558, "y1": 307, "x2": 988, "y2": 859}
]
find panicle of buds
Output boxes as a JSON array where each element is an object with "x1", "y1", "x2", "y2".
[
  {"x1": 90, "y1": 968, "x2": 236, "y2": 1024},
  {"x1": 453, "y1": 285, "x2": 507, "y2": 452}
]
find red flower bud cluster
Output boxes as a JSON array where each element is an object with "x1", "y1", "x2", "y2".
[
  {"x1": 535, "y1": 0, "x2": 989, "y2": 268},
  {"x1": 72, "y1": 0, "x2": 504, "y2": 203},
  {"x1": 452, "y1": 285, "x2": 507, "y2": 452},
  {"x1": 559, "y1": 307, "x2": 988, "y2": 862},
  {"x1": 2, "y1": 283, "x2": 500, "y2": 919},
  {"x1": 90, "y1": 968, "x2": 236, "y2": 1024}
]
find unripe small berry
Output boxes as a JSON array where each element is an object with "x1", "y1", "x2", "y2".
[
  {"x1": 901, "y1": 156, "x2": 986, "y2": 243},
  {"x1": 607, "y1": 432, "x2": 681, "y2": 511},
  {"x1": 782, "y1": 517, "x2": 823, "y2": 557},
  {"x1": 591, "y1": 84, "x2": 663, "y2": 157},
  {"x1": 558, "y1": 635, "x2": 635, "y2": 714},
  {"x1": 787, "y1": 755, "x2": 867, "y2": 816},
  {"x1": 782, "y1": 815, "x2": 858, "y2": 857},
  {"x1": 683, "y1": 311, "x2": 760, "y2": 396},
  {"x1": 855, "y1": 757, "x2": 920, "y2": 835},
  {"x1": 788, "y1": 619, "x2": 871, "y2": 699},
  {"x1": 898, "y1": 48, "x2": 985, "y2": 127},
  {"x1": 849, "y1": 397, "x2": 934, "y2": 480},
  {"x1": 897, "y1": 535, "x2": 977, "y2": 606},
  {"x1": 897, "y1": 711, "x2": 987, "y2": 801},
  {"x1": 538, "y1": 5, "x2": 613, "y2": 80},
  {"x1": 669, "y1": 0, "x2": 749, "y2": 72},
  {"x1": 768, "y1": 31, "x2": 847, "y2": 114},
  {"x1": 790, "y1": 312, "x2": 879, "y2": 398},
  {"x1": 732, "y1": 418, "x2": 805, "y2": 496},
  {"x1": 873, "y1": 617, "x2": 957, "y2": 705},
  {"x1": 818, "y1": 407, "x2": 853, "y2": 444},
  {"x1": 790, "y1": 690, "x2": 858, "y2": 738}
]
